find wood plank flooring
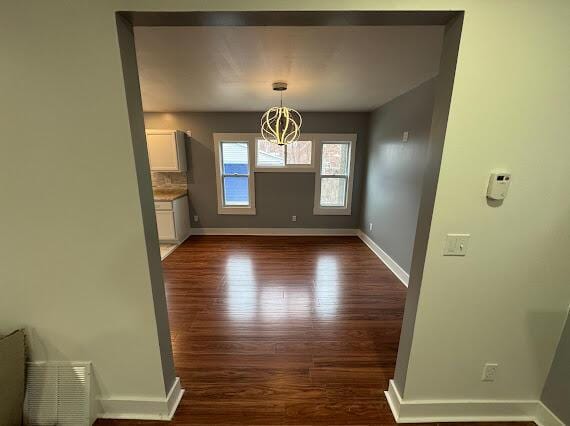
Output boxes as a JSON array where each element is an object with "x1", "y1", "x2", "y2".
[{"x1": 96, "y1": 236, "x2": 534, "y2": 426}]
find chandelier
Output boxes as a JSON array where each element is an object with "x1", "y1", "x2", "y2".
[{"x1": 261, "y1": 82, "x2": 302, "y2": 145}]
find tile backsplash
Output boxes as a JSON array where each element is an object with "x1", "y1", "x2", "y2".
[{"x1": 151, "y1": 172, "x2": 188, "y2": 189}]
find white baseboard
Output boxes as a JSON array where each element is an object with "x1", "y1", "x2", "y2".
[
  {"x1": 192, "y1": 227, "x2": 358, "y2": 236},
  {"x1": 159, "y1": 243, "x2": 179, "y2": 260},
  {"x1": 535, "y1": 401, "x2": 565, "y2": 426},
  {"x1": 98, "y1": 376, "x2": 184, "y2": 421},
  {"x1": 165, "y1": 377, "x2": 184, "y2": 420},
  {"x1": 385, "y1": 380, "x2": 564, "y2": 425},
  {"x1": 357, "y1": 230, "x2": 409, "y2": 286}
]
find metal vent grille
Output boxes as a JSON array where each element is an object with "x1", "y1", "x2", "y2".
[
  {"x1": 24, "y1": 362, "x2": 91, "y2": 426},
  {"x1": 24, "y1": 364, "x2": 58, "y2": 425}
]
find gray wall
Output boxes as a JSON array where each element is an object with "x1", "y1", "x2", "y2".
[
  {"x1": 117, "y1": 17, "x2": 176, "y2": 393},
  {"x1": 394, "y1": 16, "x2": 462, "y2": 396},
  {"x1": 144, "y1": 112, "x2": 369, "y2": 229},
  {"x1": 360, "y1": 79, "x2": 436, "y2": 273},
  {"x1": 541, "y1": 314, "x2": 570, "y2": 424}
]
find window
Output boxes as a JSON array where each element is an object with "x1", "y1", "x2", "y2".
[
  {"x1": 213, "y1": 133, "x2": 355, "y2": 216},
  {"x1": 256, "y1": 139, "x2": 285, "y2": 167},
  {"x1": 214, "y1": 135, "x2": 256, "y2": 215},
  {"x1": 286, "y1": 140, "x2": 312, "y2": 165},
  {"x1": 320, "y1": 143, "x2": 349, "y2": 207},
  {"x1": 314, "y1": 136, "x2": 356, "y2": 215},
  {"x1": 221, "y1": 142, "x2": 250, "y2": 206},
  {"x1": 255, "y1": 138, "x2": 313, "y2": 170}
]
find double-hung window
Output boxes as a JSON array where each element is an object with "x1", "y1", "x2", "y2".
[
  {"x1": 214, "y1": 135, "x2": 256, "y2": 215},
  {"x1": 314, "y1": 135, "x2": 356, "y2": 215}
]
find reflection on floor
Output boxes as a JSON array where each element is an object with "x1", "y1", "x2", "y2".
[
  {"x1": 96, "y1": 236, "x2": 535, "y2": 426},
  {"x1": 160, "y1": 243, "x2": 178, "y2": 260}
]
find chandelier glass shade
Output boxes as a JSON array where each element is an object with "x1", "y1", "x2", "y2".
[{"x1": 261, "y1": 82, "x2": 302, "y2": 146}]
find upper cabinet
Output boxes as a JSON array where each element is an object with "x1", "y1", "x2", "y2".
[{"x1": 145, "y1": 129, "x2": 187, "y2": 172}]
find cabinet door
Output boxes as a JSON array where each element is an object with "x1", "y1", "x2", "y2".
[
  {"x1": 147, "y1": 131, "x2": 179, "y2": 171},
  {"x1": 156, "y1": 210, "x2": 176, "y2": 241}
]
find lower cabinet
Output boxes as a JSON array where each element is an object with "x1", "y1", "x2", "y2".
[
  {"x1": 154, "y1": 196, "x2": 191, "y2": 243},
  {"x1": 156, "y1": 210, "x2": 177, "y2": 241}
]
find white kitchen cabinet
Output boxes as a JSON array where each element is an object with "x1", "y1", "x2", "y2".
[
  {"x1": 154, "y1": 195, "x2": 191, "y2": 243},
  {"x1": 155, "y1": 210, "x2": 176, "y2": 241},
  {"x1": 146, "y1": 130, "x2": 187, "y2": 172}
]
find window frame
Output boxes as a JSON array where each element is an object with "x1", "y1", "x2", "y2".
[
  {"x1": 254, "y1": 135, "x2": 316, "y2": 172},
  {"x1": 313, "y1": 134, "x2": 357, "y2": 216},
  {"x1": 213, "y1": 134, "x2": 256, "y2": 215}
]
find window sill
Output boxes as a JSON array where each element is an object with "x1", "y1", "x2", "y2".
[
  {"x1": 313, "y1": 207, "x2": 351, "y2": 216},
  {"x1": 218, "y1": 207, "x2": 256, "y2": 215},
  {"x1": 254, "y1": 166, "x2": 315, "y2": 173}
]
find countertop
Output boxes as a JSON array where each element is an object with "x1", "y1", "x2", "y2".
[{"x1": 153, "y1": 187, "x2": 188, "y2": 201}]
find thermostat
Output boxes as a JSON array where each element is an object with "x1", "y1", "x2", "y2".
[{"x1": 487, "y1": 172, "x2": 511, "y2": 200}]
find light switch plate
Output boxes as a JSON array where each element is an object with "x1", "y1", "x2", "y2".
[{"x1": 444, "y1": 234, "x2": 470, "y2": 256}]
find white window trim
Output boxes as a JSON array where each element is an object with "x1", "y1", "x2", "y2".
[
  {"x1": 213, "y1": 133, "x2": 256, "y2": 215},
  {"x1": 313, "y1": 134, "x2": 357, "y2": 216},
  {"x1": 254, "y1": 134, "x2": 316, "y2": 172}
]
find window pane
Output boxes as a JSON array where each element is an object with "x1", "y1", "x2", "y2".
[
  {"x1": 256, "y1": 139, "x2": 285, "y2": 167},
  {"x1": 286, "y1": 140, "x2": 312, "y2": 165},
  {"x1": 223, "y1": 176, "x2": 249, "y2": 206},
  {"x1": 320, "y1": 177, "x2": 347, "y2": 207},
  {"x1": 321, "y1": 143, "x2": 349, "y2": 175},
  {"x1": 222, "y1": 142, "x2": 249, "y2": 175}
]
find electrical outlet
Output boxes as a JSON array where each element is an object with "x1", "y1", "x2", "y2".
[
  {"x1": 291, "y1": 215, "x2": 297, "y2": 222},
  {"x1": 193, "y1": 215, "x2": 199, "y2": 222},
  {"x1": 402, "y1": 131, "x2": 409, "y2": 142},
  {"x1": 369, "y1": 222, "x2": 373, "y2": 231},
  {"x1": 482, "y1": 363, "x2": 498, "y2": 382}
]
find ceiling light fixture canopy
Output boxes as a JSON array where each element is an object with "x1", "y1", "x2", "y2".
[{"x1": 261, "y1": 82, "x2": 302, "y2": 146}]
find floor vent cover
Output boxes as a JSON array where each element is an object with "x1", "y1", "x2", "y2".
[{"x1": 24, "y1": 362, "x2": 91, "y2": 426}]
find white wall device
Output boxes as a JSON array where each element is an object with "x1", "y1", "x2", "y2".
[
  {"x1": 443, "y1": 234, "x2": 470, "y2": 256},
  {"x1": 487, "y1": 172, "x2": 511, "y2": 200}
]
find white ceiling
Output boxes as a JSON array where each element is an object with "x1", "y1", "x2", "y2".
[{"x1": 134, "y1": 26, "x2": 444, "y2": 112}]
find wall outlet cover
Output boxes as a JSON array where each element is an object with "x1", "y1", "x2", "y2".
[{"x1": 482, "y1": 363, "x2": 498, "y2": 382}]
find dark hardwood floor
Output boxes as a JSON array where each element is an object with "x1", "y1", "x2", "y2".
[{"x1": 96, "y1": 236, "x2": 534, "y2": 426}]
